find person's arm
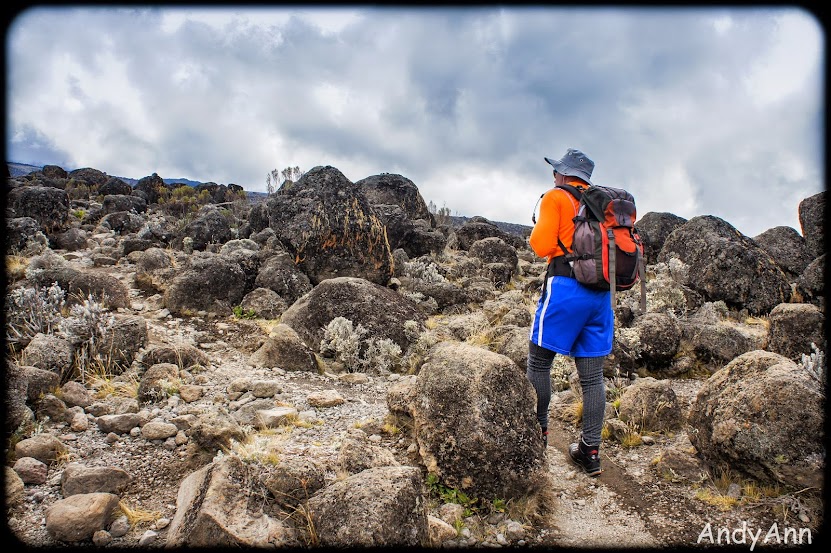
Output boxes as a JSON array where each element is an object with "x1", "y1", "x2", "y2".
[{"x1": 529, "y1": 188, "x2": 562, "y2": 260}]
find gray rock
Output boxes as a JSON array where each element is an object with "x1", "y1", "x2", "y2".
[
  {"x1": 61, "y1": 463, "x2": 133, "y2": 496},
  {"x1": 412, "y1": 341, "x2": 546, "y2": 501},
  {"x1": 687, "y1": 350, "x2": 824, "y2": 488},
  {"x1": 752, "y1": 226, "x2": 813, "y2": 278},
  {"x1": 265, "y1": 165, "x2": 394, "y2": 285},
  {"x1": 96, "y1": 413, "x2": 142, "y2": 435},
  {"x1": 617, "y1": 377, "x2": 683, "y2": 432},
  {"x1": 166, "y1": 455, "x2": 297, "y2": 547},
  {"x1": 163, "y1": 251, "x2": 246, "y2": 315},
  {"x1": 45, "y1": 493, "x2": 121, "y2": 543},
  {"x1": 767, "y1": 303, "x2": 825, "y2": 362},
  {"x1": 281, "y1": 276, "x2": 425, "y2": 353},
  {"x1": 659, "y1": 215, "x2": 790, "y2": 315},
  {"x1": 308, "y1": 465, "x2": 428, "y2": 547},
  {"x1": 260, "y1": 455, "x2": 326, "y2": 508},
  {"x1": 798, "y1": 191, "x2": 825, "y2": 258},
  {"x1": 253, "y1": 252, "x2": 313, "y2": 306},
  {"x1": 248, "y1": 323, "x2": 318, "y2": 372},
  {"x1": 21, "y1": 333, "x2": 73, "y2": 376},
  {"x1": 14, "y1": 434, "x2": 67, "y2": 464},
  {"x1": 636, "y1": 212, "x2": 687, "y2": 265},
  {"x1": 13, "y1": 457, "x2": 48, "y2": 484}
]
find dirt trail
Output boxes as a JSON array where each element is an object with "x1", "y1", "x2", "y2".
[{"x1": 543, "y1": 422, "x2": 659, "y2": 548}]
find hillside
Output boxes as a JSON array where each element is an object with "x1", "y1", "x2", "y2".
[{"x1": 6, "y1": 163, "x2": 530, "y2": 237}]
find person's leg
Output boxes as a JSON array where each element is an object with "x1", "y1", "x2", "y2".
[
  {"x1": 526, "y1": 341, "x2": 557, "y2": 436},
  {"x1": 574, "y1": 356, "x2": 606, "y2": 446}
]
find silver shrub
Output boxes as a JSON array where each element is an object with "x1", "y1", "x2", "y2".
[
  {"x1": 59, "y1": 293, "x2": 116, "y2": 382},
  {"x1": 320, "y1": 316, "x2": 402, "y2": 374},
  {"x1": 801, "y1": 342, "x2": 825, "y2": 392},
  {"x1": 5, "y1": 282, "x2": 66, "y2": 348},
  {"x1": 403, "y1": 259, "x2": 447, "y2": 284}
]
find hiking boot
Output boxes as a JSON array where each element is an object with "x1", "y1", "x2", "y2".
[
  {"x1": 541, "y1": 427, "x2": 548, "y2": 448},
  {"x1": 569, "y1": 436, "x2": 602, "y2": 476}
]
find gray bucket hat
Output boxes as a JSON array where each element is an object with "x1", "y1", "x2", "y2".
[{"x1": 544, "y1": 148, "x2": 594, "y2": 186}]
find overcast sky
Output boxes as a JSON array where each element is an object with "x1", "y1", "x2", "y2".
[{"x1": 4, "y1": 6, "x2": 824, "y2": 237}]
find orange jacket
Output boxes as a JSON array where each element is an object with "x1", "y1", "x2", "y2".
[{"x1": 529, "y1": 184, "x2": 588, "y2": 262}]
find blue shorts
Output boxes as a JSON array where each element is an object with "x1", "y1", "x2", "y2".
[{"x1": 529, "y1": 276, "x2": 613, "y2": 357}]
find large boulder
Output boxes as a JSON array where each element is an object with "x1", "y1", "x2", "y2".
[
  {"x1": 134, "y1": 173, "x2": 169, "y2": 204},
  {"x1": 410, "y1": 341, "x2": 546, "y2": 501},
  {"x1": 101, "y1": 194, "x2": 146, "y2": 215},
  {"x1": 280, "y1": 277, "x2": 425, "y2": 352},
  {"x1": 100, "y1": 211, "x2": 145, "y2": 234},
  {"x1": 766, "y1": 303, "x2": 825, "y2": 362},
  {"x1": 469, "y1": 237, "x2": 518, "y2": 269},
  {"x1": 687, "y1": 351, "x2": 824, "y2": 488},
  {"x1": 68, "y1": 167, "x2": 109, "y2": 189},
  {"x1": 632, "y1": 312, "x2": 682, "y2": 370},
  {"x1": 97, "y1": 177, "x2": 132, "y2": 197},
  {"x1": 795, "y1": 254, "x2": 825, "y2": 307},
  {"x1": 6, "y1": 217, "x2": 45, "y2": 252},
  {"x1": 44, "y1": 492, "x2": 121, "y2": 543},
  {"x1": 798, "y1": 191, "x2": 825, "y2": 258},
  {"x1": 658, "y1": 215, "x2": 790, "y2": 315},
  {"x1": 455, "y1": 217, "x2": 524, "y2": 251},
  {"x1": 253, "y1": 252, "x2": 313, "y2": 306},
  {"x1": 752, "y1": 226, "x2": 813, "y2": 279},
  {"x1": 248, "y1": 323, "x2": 319, "y2": 372},
  {"x1": 617, "y1": 377, "x2": 684, "y2": 432},
  {"x1": 265, "y1": 165, "x2": 394, "y2": 285},
  {"x1": 370, "y1": 204, "x2": 446, "y2": 258},
  {"x1": 355, "y1": 173, "x2": 432, "y2": 221},
  {"x1": 7, "y1": 185, "x2": 70, "y2": 231},
  {"x1": 307, "y1": 466, "x2": 428, "y2": 547},
  {"x1": 163, "y1": 252, "x2": 247, "y2": 315},
  {"x1": 166, "y1": 455, "x2": 297, "y2": 547},
  {"x1": 678, "y1": 320, "x2": 766, "y2": 371},
  {"x1": 636, "y1": 212, "x2": 687, "y2": 266},
  {"x1": 66, "y1": 271, "x2": 131, "y2": 309},
  {"x1": 178, "y1": 206, "x2": 232, "y2": 251}
]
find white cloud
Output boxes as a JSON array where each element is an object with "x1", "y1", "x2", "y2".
[{"x1": 5, "y1": 6, "x2": 823, "y2": 239}]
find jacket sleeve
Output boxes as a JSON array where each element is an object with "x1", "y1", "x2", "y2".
[{"x1": 529, "y1": 188, "x2": 562, "y2": 260}]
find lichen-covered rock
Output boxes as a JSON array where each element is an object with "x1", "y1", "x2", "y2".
[
  {"x1": 163, "y1": 252, "x2": 246, "y2": 315},
  {"x1": 658, "y1": 215, "x2": 790, "y2": 315},
  {"x1": 798, "y1": 191, "x2": 825, "y2": 259},
  {"x1": 752, "y1": 226, "x2": 813, "y2": 279},
  {"x1": 265, "y1": 165, "x2": 394, "y2": 285},
  {"x1": 177, "y1": 206, "x2": 232, "y2": 251},
  {"x1": 617, "y1": 377, "x2": 683, "y2": 432},
  {"x1": 253, "y1": 252, "x2": 313, "y2": 306},
  {"x1": 248, "y1": 323, "x2": 319, "y2": 372},
  {"x1": 411, "y1": 341, "x2": 546, "y2": 501},
  {"x1": 636, "y1": 212, "x2": 687, "y2": 265},
  {"x1": 687, "y1": 351, "x2": 824, "y2": 488},
  {"x1": 307, "y1": 466, "x2": 428, "y2": 547},
  {"x1": 280, "y1": 276, "x2": 425, "y2": 353},
  {"x1": 8, "y1": 185, "x2": 70, "y2": 231},
  {"x1": 766, "y1": 303, "x2": 825, "y2": 361},
  {"x1": 166, "y1": 455, "x2": 297, "y2": 547}
]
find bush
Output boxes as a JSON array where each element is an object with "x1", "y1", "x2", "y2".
[
  {"x1": 5, "y1": 282, "x2": 65, "y2": 351},
  {"x1": 59, "y1": 293, "x2": 116, "y2": 382},
  {"x1": 320, "y1": 316, "x2": 402, "y2": 374}
]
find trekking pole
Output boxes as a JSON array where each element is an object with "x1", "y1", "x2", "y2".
[{"x1": 607, "y1": 228, "x2": 616, "y2": 309}]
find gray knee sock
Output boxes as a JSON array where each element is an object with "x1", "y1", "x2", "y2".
[
  {"x1": 526, "y1": 342, "x2": 556, "y2": 429},
  {"x1": 575, "y1": 356, "x2": 606, "y2": 446}
]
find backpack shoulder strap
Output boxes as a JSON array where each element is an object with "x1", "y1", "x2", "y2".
[{"x1": 555, "y1": 184, "x2": 583, "y2": 202}]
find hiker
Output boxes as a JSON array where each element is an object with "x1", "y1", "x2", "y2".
[{"x1": 526, "y1": 148, "x2": 609, "y2": 477}]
